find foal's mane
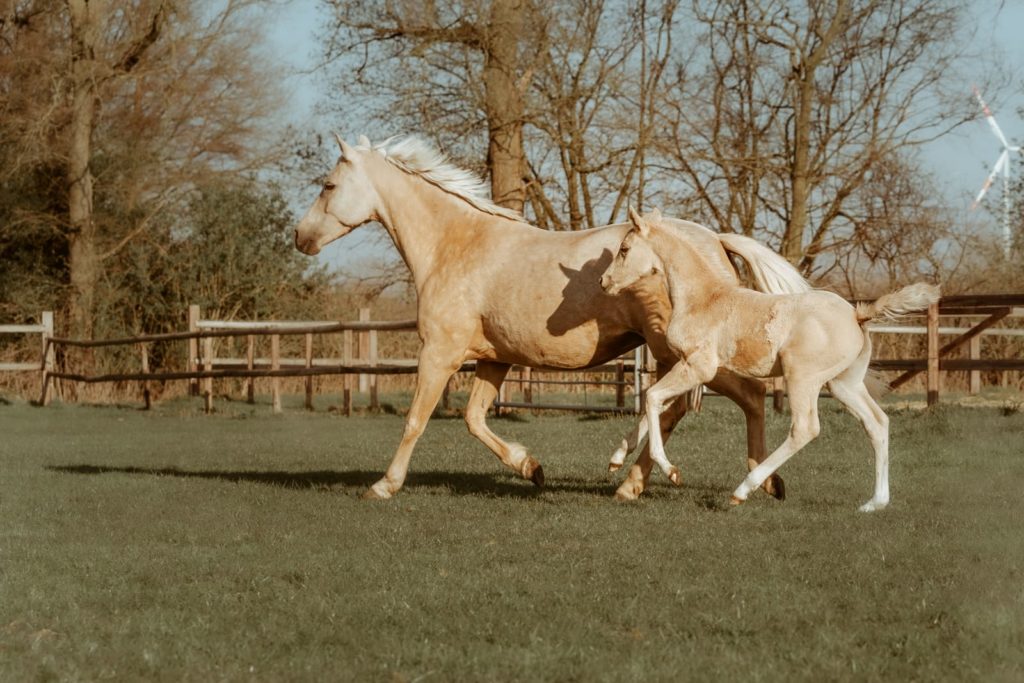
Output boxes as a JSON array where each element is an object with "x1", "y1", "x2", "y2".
[{"x1": 360, "y1": 135, "x2": 526, "y2": 222}]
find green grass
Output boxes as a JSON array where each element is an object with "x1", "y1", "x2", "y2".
[{"x1": 1, "y1": 396, "x2": 1022, "y2": 681}]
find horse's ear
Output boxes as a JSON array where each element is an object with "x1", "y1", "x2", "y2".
[
  {"x1": 333, "y1": 132, "x2": 354, "y2": 159},
  {"x1": 357, "y1": 134, "x2": 371, "y2": 148},
  {"x1": 648, "y1": 207, "x2": 662, "y2": 224},
  {"x1": 628, "y1": 206, "x2": 649, "y2": 237}
]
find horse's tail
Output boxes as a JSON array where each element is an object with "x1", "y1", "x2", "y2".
[
  {"x1": 717, "y1": 232, "x2": 812, "y2": 295},
  {"x1": 855, "y1": 282, "x2": 940, "y2": 324}
]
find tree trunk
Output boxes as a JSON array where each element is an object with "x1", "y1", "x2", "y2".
[
  {"x1": 67, "y1": 0, "x2": 103, "y2": 345},
  {"x1": 482, "y1": 0, "x2": 527, "y2": 213}
]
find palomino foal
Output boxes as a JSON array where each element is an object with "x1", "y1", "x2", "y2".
[{"x1": 601, "y1": 208, "x2": 939, "y2": 511}]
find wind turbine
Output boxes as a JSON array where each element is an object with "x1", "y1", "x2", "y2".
[{"x1": 971, "y1": 86, "x2": 1021, "y2": 258}]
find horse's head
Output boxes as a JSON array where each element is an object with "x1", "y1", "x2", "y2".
[
  {"x1": 600, "y1": 207, "x2": 664, "y2": 295},
  {"x1": 294, "y1": 134, "x2": 380, "y2": 255}
]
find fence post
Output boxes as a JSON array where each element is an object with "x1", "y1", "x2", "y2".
[
  {"x1": 524, "y1": 366, "x2": 533, "y2": 406},
  {"x1": 615, "y1": 359, "x2": 624, "y2": 409},
  {"x1": 369, "y1": 328, "x2": 379, "y2": 411},
  {"x1": 304, "y1": 332, "x2": 314, "y2": 411},
  {"x1": 633, "y1": 346, "x2": 643, "y2": 414},
  {"x1": 140, "y1": 343, "x2": 151, "y2": 410},
  {"x1": 927, "y1": 302, "x2": 939, "y2": 407},
  {"x1": 188, "y1": 304, "x2": 200, "y2": 397},
  {"x1": 343, "y1": 329, "x2": 353, "y2": 416},
  {"x1": 358, "y1": 308, "x2": 370, "y2": 394},
  {"x1": 246, "y1": 335, "x2": 255, "y2": 403},
  {"x1": 969, "y1": 335, "x2": 981, "y2": 395},
  {"x1": 271, "y1": 333, "x2": 281, "y2": 414},
  {"x1": 203, "y1": 336, "x2": 214, "y2": 414},
  {"x1": 38, "y1": 311, "x2": 54, "y2": 406}
]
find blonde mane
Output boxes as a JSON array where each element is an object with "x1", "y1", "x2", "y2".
[{"x1": 359, "y1": 135, "x2": 526, "y2": 222}]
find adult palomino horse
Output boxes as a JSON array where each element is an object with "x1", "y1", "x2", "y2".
[
  {"x1": 294, "y1": 134, "x2": 808, "y2": 500},
  {"x1": 601, "y1": 208, "x2": 940, "y2": 510}
]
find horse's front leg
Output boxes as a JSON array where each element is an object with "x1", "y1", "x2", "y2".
[
  {"x1": 363, "y1": 344, "x2": 464, "y2": 500},
  {"x1": 705, "y1": 370, "x2": 785, "y2": 500}
]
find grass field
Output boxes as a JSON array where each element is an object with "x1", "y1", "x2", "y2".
[{"x1": 2, "y1": 395, "x2": 1023, "y2": 681}]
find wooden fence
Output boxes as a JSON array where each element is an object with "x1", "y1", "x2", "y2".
[{"x1": 5, "y1": 294, "x2": 1023, "y2": 413}]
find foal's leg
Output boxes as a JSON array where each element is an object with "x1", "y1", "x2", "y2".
[
  {"x1": 706, "y1": 371, "x2": 785, "y2": 500},
  {"x1": 614, "y1": 397, "x2": 689, "y2": 500},
  {"x1": 828, "y1": 375, "x2": 891, "y2": 512},
  {"x1": 364, "y1": 346, "x2": 463, "y2": 500},
  {"x1": 608, "y1": 410, "x2": 649, "y2": 472},
  {"x1": 731, "y1": 379, "x2": 822, "y2": 505},
  {"x1": 616, "y1": 357, "x2": 716, "y2": 499},
  {"x1": 465, "y1": 360, "x2": 544, "y2": 485}
]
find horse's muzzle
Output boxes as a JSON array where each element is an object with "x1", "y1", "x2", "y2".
[{"x1": 294, "y1": 230, "x2": 320, "y2": 256}]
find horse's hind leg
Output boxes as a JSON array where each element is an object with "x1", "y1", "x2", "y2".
[
  {"x1": 465, "y1": 360, "x2": 544, "y2": 486},
  {"x1": 707, "y1": 371, "x2": 785, "y2": 500},
  {"x1": 828, "y1": 373, "x2": 890, "y2": 512},
  {"x1": 731, "y1": 379, "x2": 822, "y2": 505}
]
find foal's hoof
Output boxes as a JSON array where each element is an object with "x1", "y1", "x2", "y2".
[
  {"x1": 729, "y1": 495, "x2": 745, "y2": 507},
  {"x1": 361, "y1": 488, "x2": 389, "y2": 501},
  {"x1": 607, "y1": 462, "x2": 622, "y2": 473},
  {"x1": 667, "y1": 467, "x2": 682, "y2": 487},
  {"x1": 763, "y1": 474, "x2": 786, "y2": 501}
]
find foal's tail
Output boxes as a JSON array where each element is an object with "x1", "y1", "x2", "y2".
[
  {"x1": 855, "y1": 282, "x2": 941, "y2": 324},
  {"x1": 717, "y1": 232, "x2": 812, "y2": 295}
]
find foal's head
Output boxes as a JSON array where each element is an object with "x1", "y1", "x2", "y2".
[
  {"x1": 294, "y1": 134, "x2": 380, "y2": 255},
  {"x1": 600, "y1": 207, "x2": 664, "y2": 295}
]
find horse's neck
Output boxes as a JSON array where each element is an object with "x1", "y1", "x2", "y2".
[
  {"x1": 655, "y1": 229, "x2": 735, "y2": 317},
  {"x1": 373, "y1": 165, "x2": 488, "y2": 290}
]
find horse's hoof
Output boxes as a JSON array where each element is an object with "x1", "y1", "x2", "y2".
[
  {"x1": 361, "y1": 481, "x2": 393, "y2": 501},
  {"x1": 729, "y1": 495, "x2": 745, "y2": 507},
  {"x1": 763, "y1": 474, "x2": 786, "y2": 501},
  {"x1": 858, "y1": 499, "x2": 887, "y2": 513},
  {"x1": 608, "y1": 462, "x2": 622, "y2": 473},
  {"x1": 521, "y1": 458, "x2": 544, "y2": 488},
  {"x1": 667, "y1": 467, "x2": 682, "y2": 486},
  {"x1": 530, "y1": 464, "x2": 545, "y2": 488}
]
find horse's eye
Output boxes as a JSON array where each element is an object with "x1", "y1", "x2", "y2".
[{"x1": 323, "y1": 182, "x2": 336, "y2": 192}]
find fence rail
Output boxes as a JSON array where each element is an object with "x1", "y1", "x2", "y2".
[{"x1": 4, "y1": 294, "x2": 1022, "y2": 413}]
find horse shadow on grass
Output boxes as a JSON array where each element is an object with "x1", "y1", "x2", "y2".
[{"x1": 46, "y1": 464, "x2": 621, "y2": 499}]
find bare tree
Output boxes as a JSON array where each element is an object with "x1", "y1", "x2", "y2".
[
  {"x1": 659, "y1": 0, "x2": 981, "y2": 274},
  {"x1": 320, "y1": 0, "x2": 547, "y2": 212},
  {"x1": 1, "y1": 0, "x2": 290, "y2": 339}
]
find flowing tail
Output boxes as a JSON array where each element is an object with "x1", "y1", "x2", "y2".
[
  {"x1": 855, "y1": 282, "x2": 941, "y2": 324},
  {"x1": 717, "y1": 232, "x2": 812, "y2": 295}
]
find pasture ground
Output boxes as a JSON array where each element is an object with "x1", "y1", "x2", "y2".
[{"x1": 1, "y1": 395, "x2": 1022, "y2": 681}]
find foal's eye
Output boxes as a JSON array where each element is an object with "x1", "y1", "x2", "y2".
[{"x1": 323, "y1": 182, "x2": 336, "y2": 192}]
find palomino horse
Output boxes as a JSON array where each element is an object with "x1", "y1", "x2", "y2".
[
  {"x1": 601, "y1": 208, "x2": 940, "y2": 510},
  {"x1": 294, "y1": 134, "x2": 808, "y2": 500}
]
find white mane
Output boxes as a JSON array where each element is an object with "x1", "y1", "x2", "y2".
[{"x1": 358, "y1": 135, "x2": 525, "y2": 222}]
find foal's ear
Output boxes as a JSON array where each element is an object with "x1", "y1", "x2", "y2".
[
  {"x1": 356, "y1": 134, "x2": 371, "y2": 148},
  {"x1": 648, "y1": 207, "x2": 662, "y2": 224},
  {"x1": 333, "y1": 132, "x2": 355, "y2": 160},
  {"x1": 628, "y1": 206, "x2": 650, "y2": 237}
]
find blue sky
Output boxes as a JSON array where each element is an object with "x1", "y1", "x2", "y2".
[{"x1": 264, "y1": 1, "x2": 1024, "y2": 273}]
